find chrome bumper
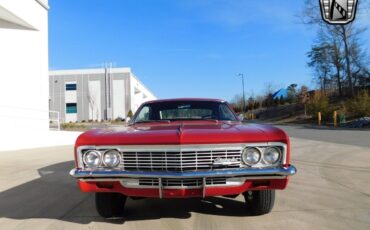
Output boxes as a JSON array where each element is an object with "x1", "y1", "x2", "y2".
[{"x1": 69, "y1": 165, "x2": 297, "y2": 179}]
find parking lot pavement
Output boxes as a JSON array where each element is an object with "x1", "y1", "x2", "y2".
[
  {"x1": 276, "y1": 124, "x2": 370, "y2": 148},
  {"x1": 0, "y1": 137, "x2": 370, "y2": 230}
]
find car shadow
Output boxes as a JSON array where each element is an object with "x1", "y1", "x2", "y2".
[{"x1": 0, "y1": 161, "x2": 252, "y2": 225}]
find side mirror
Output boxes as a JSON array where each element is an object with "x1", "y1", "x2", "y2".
[{"x1": 238, "y1": 114, "x2": 244, "y2": 121}]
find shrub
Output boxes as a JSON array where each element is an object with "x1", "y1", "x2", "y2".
[
  {"x1": 307, "y1": 92, "x2": 331, "y2": 119},
  {"x1": 346, "y1": 90, "x2": 370, "y2": 117},
  {"x1": 61, "y1": 123, "x2": 86, "y2": 130},
  {"x1": 127, "y1": 110, "x2": 133, "y2": 119},
  {"x1": 114, "y1": 117, "x2": 123, "y2": 122}
]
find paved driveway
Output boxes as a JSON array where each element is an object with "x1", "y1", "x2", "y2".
[
  {"x1": 0, "y1": 132, "x2": 370, "y2": 229},
  {"x1": 276, "y1": 124, "x2": 370, "y2": 147}
]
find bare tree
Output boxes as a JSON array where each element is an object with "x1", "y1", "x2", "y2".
[
  {"x1": 330, "y1": 34, "x2": 344, "y2": 96},
  {"x1": 300, "y1": 0, "x2": 369, "y2": 96},
  {"x1": 349, "y1": 38, "x2": 370, "y2": 86},
  {"x1": 87, "y1": 84, "x2": 99, "y2": 122},
  {"x1": 298, "y1": 85, "x2": 310, "y2": 115},
  {"x1": 231, "y1": 94, "x2": 244, "y2": 112},
  {"x1": 263, "y1": 82, "x2": 276, "y2": 96}
]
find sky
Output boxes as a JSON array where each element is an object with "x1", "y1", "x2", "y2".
[{"x1": 49, "y1": 0, "x2": 370, "y2": 101}]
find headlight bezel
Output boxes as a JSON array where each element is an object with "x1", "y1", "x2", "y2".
[
  {"x1": 241, "y1": 147, "x2": 262, "y2": 166},
  {"x1": 102, "y1": 149, "x2": 121, "y2": 168},
  {"x1": 82, "y1": 150, "x2": 102, "y2": 169},
  {"x1": 262, "y1": 146, "x2": 281, "y2": 165},
  {"x1": 241, "y1": 145, "x2": 284, "y2": 168}
]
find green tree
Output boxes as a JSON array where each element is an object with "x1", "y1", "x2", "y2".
[
  {"x1": 247, "y1": 97, "x2": 255, "y2": 111},
  {"x1": 127, "y1": 110, "x2": 133, "y2": 119},
  {"x1": 287, "y1": 84, "x2": 298, "y2": 103},
  {"x1": 307, "y1": 43, "x2": 332, "y2": 95}
]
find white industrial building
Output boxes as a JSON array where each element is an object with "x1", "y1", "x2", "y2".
[
  {"x1": 0, "y1": 0, "x2": 49, "y2": 131},
  {"x1": 49, "y1": 67, "x2": 157, "y2": 123},
  {"x1": 0, "y1": 1, "x2": 155, "y2": 150},
  {"x1": 0, "y1": 0, "x2": 79, "y2": 150}
]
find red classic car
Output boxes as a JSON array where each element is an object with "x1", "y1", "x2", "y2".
[{"x1": 70, "y1": 98, "x2": 296, "y2": 218}]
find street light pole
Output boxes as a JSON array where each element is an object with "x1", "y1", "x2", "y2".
[{"x1": 238, "y1": 73, "x2": 246, "y2": 113}]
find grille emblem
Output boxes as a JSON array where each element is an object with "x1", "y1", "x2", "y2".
[
  {"x1": 319, "y1": 0, "x2": 358, "y2": 24},
  {"x1": 213, "y1": 157, "x2": 239, "y2": 166}
]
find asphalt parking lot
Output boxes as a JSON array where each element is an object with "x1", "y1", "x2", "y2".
[{"x1": 0, "y1": 126, "x2": 370, "y2": 229}]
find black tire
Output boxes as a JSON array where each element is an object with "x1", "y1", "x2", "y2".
[
  {"x1": 95, "y1": 193, "x2": 127, "y2": 218},
  {"x1": 243, "y1": 190, "x2": 275, "y2": 215}
]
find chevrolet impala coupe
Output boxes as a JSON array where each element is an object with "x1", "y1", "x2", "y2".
[{"x1": 70, "y1": 98, "x2": 296, "y2": 218}]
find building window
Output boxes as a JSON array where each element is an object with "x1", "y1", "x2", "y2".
[
  {"x1": 66, "y1": 103, "x2": 77, "y2": 114},
  {"x1": 66, "y1": 83, "x2": 77, "y2": 91}
]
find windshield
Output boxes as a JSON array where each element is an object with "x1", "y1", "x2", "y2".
[{"x1": 133, "y1": 100, "x2": 237, "y2": 123}]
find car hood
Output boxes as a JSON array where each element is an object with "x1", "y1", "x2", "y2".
[
  {"x1": 75, "y1": 121, "x2": 288, "y2": 146},
  {"x1": 76, "y1": 121, "x2": 288, "y2": 146}
]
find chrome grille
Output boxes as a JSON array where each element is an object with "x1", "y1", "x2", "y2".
[
  {"x1": 120, "y1": 149, "x2": 241, "y2": 171},
  {"x1": 138, "y1": 177, "x2": 227, "y2": 188}
]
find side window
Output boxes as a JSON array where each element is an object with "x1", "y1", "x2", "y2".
[
  {"x1": 66, "y1": 83, "x2": 77, "y2": 91},
  {"x1": 66, "y1": 103, "x2": 77, "y2": 114},
  {"x1": 136, "y1": 106, "x2": 150, "y2": 121},
  {"x1": 219, "y1": 104, "x2": 235, "y2": 120}
]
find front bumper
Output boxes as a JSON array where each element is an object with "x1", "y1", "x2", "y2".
[
  {"x1": 71, "y1": 165, "x2": 296, "y2": 198},
  {"x1": 69, "y1": 165, "x2": 297, "y2": 179}
]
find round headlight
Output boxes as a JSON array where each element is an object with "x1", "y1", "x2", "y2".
[
  {"x1": 263, "y1": 147, "x2": 281, "y2": 164},
  {"x1": 103, "y1": 150, "x2": 121, "y2": 167},
  {"x1": 83, "y1": 150, "x2": 102, "y2": 168},
  {"x1": 242, "y1": 147, "x2": 261, "y2": 166}
]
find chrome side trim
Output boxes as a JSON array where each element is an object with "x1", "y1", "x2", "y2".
[{"x1": 70, "y1": 165, "x2": 297, "y2": 179}]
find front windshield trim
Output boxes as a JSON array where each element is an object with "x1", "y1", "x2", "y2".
[{"x1": 132, "y1": 100, "x2": 238, "y2": 124}]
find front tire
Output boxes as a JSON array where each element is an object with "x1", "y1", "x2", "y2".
[
  {"x1": 243, "y1": 190, "x2": 275, "y2": 215},
  {"x1": 95, "y1": 193, "x2": 127, "y2": 218}
]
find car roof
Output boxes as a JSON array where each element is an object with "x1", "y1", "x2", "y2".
[{"x1": 144, "y1": 98, "x2": 226, "y2": 104}]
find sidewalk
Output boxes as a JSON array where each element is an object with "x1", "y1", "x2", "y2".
[{"x1": 0, "y1": 130, "x2": 82, "y2": 151}]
